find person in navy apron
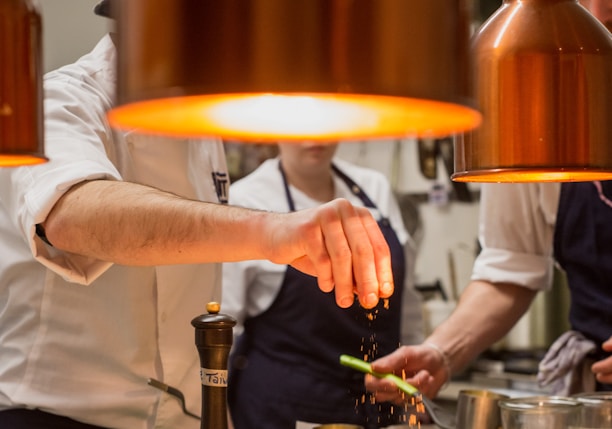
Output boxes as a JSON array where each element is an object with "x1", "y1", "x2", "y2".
[
  {"x1": 222, "y1": 142, "x2": 424, "y2": 428},
  {"x1": 360, "y1": 0, "x2": 612, "y2": 394},
  {"x1": 552, "y1": 181, "x2": 612, "y2": 392},
  {"x1": 364, "y1": 180, "x2": 612, "y2": 404}
]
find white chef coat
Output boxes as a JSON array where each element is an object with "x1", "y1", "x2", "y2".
[
  {"x1": 221, "y1": 157, "x2": 425, "y2": 346},
  {"x1": 472, "y1": 182, "x2": 561, "y2": 291},
  {"x1": 0, "y1": 34, "x2": 228, "y2": 429}
]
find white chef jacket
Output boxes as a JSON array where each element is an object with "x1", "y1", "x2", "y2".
[
  {"x1": 221, "y1": 157, "x2": 425, "y2": 346},
  {"x1": 472, "y1": 182, "x2": 561, "y2": 291},
  {"x1": 0, "y1": 34, "x2": 227, "y2": 429}
]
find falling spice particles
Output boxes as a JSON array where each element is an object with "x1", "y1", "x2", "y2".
[
  {"x1": 354, "y1": 300, "x2": 427, "y2": 427},
  {"x1": 408, "y1": 413, "x2": 419, "y2": 427}
]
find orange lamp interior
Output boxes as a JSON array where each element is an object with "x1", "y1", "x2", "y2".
[
  {"x1": 0, "y1": 154, "x2": 47, "y2": 167},
  {"x1": 107, "y1": 93, "x2": 482, "y2": 141}
]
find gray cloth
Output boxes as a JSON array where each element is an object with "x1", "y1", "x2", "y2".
[{"x1": 537, "y1": 330, "x2": 597, "y2": 395}]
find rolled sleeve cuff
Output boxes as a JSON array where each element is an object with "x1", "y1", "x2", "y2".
[
  {"x1": 24, "y1": 161, "x2": 122, "y2": 285},
  {"x1": 471, "y1": 247, "x2": 554, "y2": 291}
]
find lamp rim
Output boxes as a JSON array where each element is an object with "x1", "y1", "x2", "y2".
[{"x1": 452, "y1": 168, "x2": 612, "y2": 183}]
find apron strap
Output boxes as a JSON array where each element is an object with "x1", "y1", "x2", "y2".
[{"x1": 278, "y1": 161, "x2": 380, "y2": 212}]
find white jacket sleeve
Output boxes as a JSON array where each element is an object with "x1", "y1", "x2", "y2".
[
  {"x1": 0, "y1": 35, "x2": 122, "y2": 285},
  {"x1": 472, "y1": 183, "x2": 559, "y2": 291}
]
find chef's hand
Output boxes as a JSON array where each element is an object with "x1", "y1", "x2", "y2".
[
  {"x1": 364, "y1": 344, "x2": 450, "y2": 404},
  {"x1": 592, "y1": 336, "x2": 612, "y2": 385},
  {"x1": 266, "y1": 198, "x2": 394, "y2": 309}
]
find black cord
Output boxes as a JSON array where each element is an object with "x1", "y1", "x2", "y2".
[{"x1": 147, "y1": 378, "x2": 201, "y2": 420}]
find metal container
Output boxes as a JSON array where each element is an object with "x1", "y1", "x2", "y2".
[
  {"x1": 573, "y1": 392, "x2": 612, "y2": 428},
  {"x1": 499, "y1": 396, "x2": 581, "y2": 429},
  {"x1": 456, "y1": 389, "x2": 509, "y2": 429}
]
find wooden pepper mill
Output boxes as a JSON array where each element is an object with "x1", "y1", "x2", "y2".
[{"x1": 192, "y1": 302, "x2": 236, "y2": 429}]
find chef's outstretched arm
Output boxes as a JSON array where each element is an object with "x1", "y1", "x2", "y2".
[{"x1": 42, "y1": 179, "x2": 393, "y2": 309}]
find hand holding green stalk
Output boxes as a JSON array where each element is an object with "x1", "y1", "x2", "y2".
[
  {"x1": 339, "y1": 354, "x2": 419, "y2": 396},
  {"x1": 340, "y1": 354, "x2": 457, "y2": 429}
]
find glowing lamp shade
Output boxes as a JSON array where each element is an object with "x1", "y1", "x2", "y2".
[
  {"x1": 0, "y1": 0, "x2": 46, "y2": 166},
  {"x1": 453, "y1": 0, "x2": 612, "y2": 182},
  {"x1": 107, "y1": 0, "x2": 481, "y2": 141}
]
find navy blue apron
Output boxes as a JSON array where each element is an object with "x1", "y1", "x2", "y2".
[
  {"x1": 554, "y1": 181, "x2": 612, "y2": 391},
  {"x1": 228, "y1": 163, "x2": 407, "y2": 429}
]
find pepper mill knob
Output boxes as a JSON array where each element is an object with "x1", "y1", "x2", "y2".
[
  {"x1": 206, "y1": 301, "x2": 221, "y2": 314},
  {"x1": 192, "y1": 302, "x2": 236, "y2": 429}
]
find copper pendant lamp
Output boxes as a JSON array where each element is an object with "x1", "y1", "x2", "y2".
[
  {"x1": 453, "y1": 0, "x2": 612, "y2": 182},
  {"x1": 107, "y1": 0, "x2": 481, "y2": 142},
  {"x1": 0, "y1": 0, "x2": 46, "y2": 166}
]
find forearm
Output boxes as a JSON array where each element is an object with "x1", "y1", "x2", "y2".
[
  {"x1": 42, "y1": 180, "x2": 272, "y2": 265},
  {"x1": 426, "y1": 280, "x2": 537, "y2": 373},
  {"x1": 43, "y1": 179, "x2": 394, "y2": 309}
]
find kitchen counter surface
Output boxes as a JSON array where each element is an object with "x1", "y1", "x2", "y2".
[
  {"x1": 296, "y1": 424, "x2": 439, "y2": 429},
  {"x1": 295, "y1": 376, "x2": 545, "y2": 429}
]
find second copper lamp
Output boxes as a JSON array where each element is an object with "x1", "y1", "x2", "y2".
[{"x1": 454, "y1": 0, "x2": 612, "y2": 182}]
